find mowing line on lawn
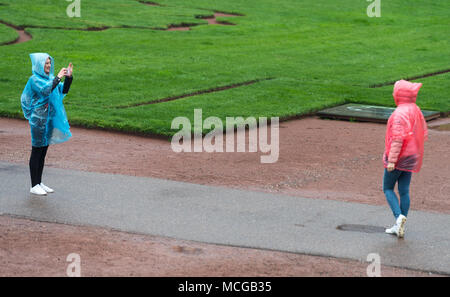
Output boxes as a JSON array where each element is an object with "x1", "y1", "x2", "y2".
[
  {"x1": 138, "y1": 1, "x2": 163, "y2": 6},
  {"x1": 0, "y1": 20, "x2": 199, "y2": 44},
  {"x1": 369, "y1": 69, "x2": 450, "y2": 88},
  {"x1": 116, "y1": 77, "x2": 275, "y2": 109},
  {"x1": 137, "y1": 1, "x2": 242, "y2": 30}
]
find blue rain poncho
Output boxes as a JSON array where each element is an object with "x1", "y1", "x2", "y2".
[{"x1": 21, "y1": 53, "x2": 72, "y2": 147}]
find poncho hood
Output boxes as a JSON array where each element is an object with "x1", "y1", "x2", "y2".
[
  {"x1": 393, "y1": 79, "x2": 422, "y2": 106},
  {"x1": 30, "y1": 53, "x2": 54, "y2": 80}
]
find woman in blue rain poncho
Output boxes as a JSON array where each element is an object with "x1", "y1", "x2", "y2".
[{"x1": 21, "y1": 53, "x2": 74, "y2": 196}]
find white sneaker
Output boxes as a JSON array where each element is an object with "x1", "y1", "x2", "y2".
[
  {"x1": 30, "y1": 184, "x2": 47, "y2": 196},
  {"x1": 385, "y1": 224, "x2": 399, "y2": 235},
  {"x1": 396, "y1": 215, "x2": 407, "y2": 238},
  {"x1": 385, "y1": 215, "x2": 407, "y2": 238},
  {"x1": 40, "y1": 183, "x2": 54, "y2": 193}
]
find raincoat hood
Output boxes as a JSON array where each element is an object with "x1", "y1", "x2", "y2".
[
  {"x1": 393, "y1": 79, "x2": 422, "y2": 106},
  {"x1": 30, "y1": 53, "x2": 54, "y2": 80}
]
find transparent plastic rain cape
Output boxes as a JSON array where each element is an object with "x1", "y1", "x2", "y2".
[
  {"x1": 21, "y1": 53, "x2": 71, "y2": 147},
  {"x1": 383, "y1": 80, "x2": 428, "y2": 173}
]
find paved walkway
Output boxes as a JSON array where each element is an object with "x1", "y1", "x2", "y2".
[{"x1": 1, "y1": 161, "x2": 449, "y2": 274}]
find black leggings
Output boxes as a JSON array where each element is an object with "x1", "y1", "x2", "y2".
[{"x1": 29, "y1": 146, "x2": 49, "y2": 187}]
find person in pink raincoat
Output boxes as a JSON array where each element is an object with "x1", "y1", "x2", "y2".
[{"x1": 383, "y1": 80, "x2": 428, "y2": 238}]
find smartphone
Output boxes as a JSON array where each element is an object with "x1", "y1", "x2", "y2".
[{"x1": 67, "y1": 64, "x2": 72, "y2": 77}]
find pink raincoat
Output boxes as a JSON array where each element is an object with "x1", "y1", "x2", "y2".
[{"x1": 383, "y1": 80, "x2": 428, "y2": 173}]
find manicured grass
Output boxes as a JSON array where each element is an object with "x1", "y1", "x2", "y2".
[
  {"x1": 0, "y1": 0, "x2": 448, "y2": 137},
  {"x1": 0, "y1": 23, "x2": 17, "y2": 44},
  {"x1": 351, "y1": 72, "x2": 450, "y2": 112},
  {"x1": 0, "y1": 0, "x2": 207, "y2": 29}
]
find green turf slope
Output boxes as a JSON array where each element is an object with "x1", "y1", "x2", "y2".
[{"x1": 0, "y1": 0, "x2": 448, "y2": 136}]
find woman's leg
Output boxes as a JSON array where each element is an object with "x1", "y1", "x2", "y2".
[
  {"x1": 37, "y1": 145, "x2": 49, "y2": 185},
  {"x1": 398, "y1": 171, "x2": 412, "y2": 217},
  {"x1": 383, "y1": 168, "x2": 402, "y2": 219},
  {"x1": 29, "y1": 146, "x2": 44, "y2": 187}
]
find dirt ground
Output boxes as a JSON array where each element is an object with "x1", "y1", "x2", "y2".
[
  {"x1": 0, "y1": 116, "x2": 448, "y2": 277},
  {"x1": 0, "y1": 215, "x2": 437, "y2": 277}
]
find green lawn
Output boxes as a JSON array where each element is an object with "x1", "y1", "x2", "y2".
[
  {"x1": 0, "y1": 0, "x2": 448, "y2": 137},
  {"x1": 0, "y1": 23, "x2": 17, "y2": 44}
]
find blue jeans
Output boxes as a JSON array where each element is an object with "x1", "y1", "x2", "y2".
[{"x1": 383, "y1": 168, "x2": 412, "y2": 219}]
